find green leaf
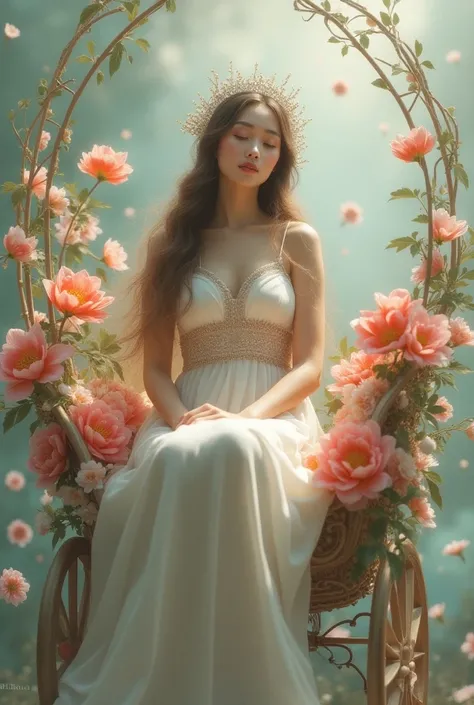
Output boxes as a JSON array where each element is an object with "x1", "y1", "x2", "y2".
[
  {"x1": 393, "y1": 12, "x2": 400, "y2": 25},
  {"x1": 135, "y1": 38, "x2": 150, "y2": 53},
  {"x1": 389, "y1": 187, "x2": 417, "y2": 200},
  {"x1": 328, "y1": 37, "x2": 340, "y2": 44},
  {"x1": 372, "y1": 78, "x2": 389, "y2": 90},
  {"x1": 166, "y1": 0, "x2": 176, "y2": 10},
  {"x1": 426, "y1": 478, "x2": 443, "y2": 509},
  {"x1": 421, "y1": 60, "x2": 435, "y2": 69},
  {"x1": 79, "y1": 3, "x2": 102, "y2": 25},
  {"x1": 382, "y1": 0, "x2": 391, "y2": 8},
  {"x1": 12, "y1": 185, "x2": 27, "y2": 207},
  {"x1": 412, "y1": 214, "x2": 429, "y2": 223},
  {"x1": 76, "y1": 55, "x2": 94, "y2": 64},
  {"x1": 454, "y1": 164, "x2": 469, "y2": 190},
  {"x1": 2, "y1": 181, "x2": 19, "y2": 193},
  {"x1": 415, "y1": 40, "x2": 423, "y2": 57},
  {"x1": 29, "y1": 418, "x2": 41, "y2": 435},
  {"x1": 380, "y1": 11, "x2": 391, "y2": 26},
  {"x1": 96, "y1": 267, "x2": 108, "y2": 283},
  {"x1": 448, "y1": 360, "x2": 473, "y2": 373},
  {"x1": 109, "y1": 42, "x2": 125, "y2": 78},
  {"x1": 87, "y1": 40, "x2": 95, "y2": 57},
  {"x1": 322, "y1": 0, "x2": 331, "y2": 9},
  {"x1": 3, "y1": 401, "x2": 32, "y2": 434},
  {"x1": 360, "y1": 34, "x2": 369, "y2": 49},
  {"x1": 341, "y1": 44, "x2": 349, "y2": 57},
  {"x1": 97, "y1": 70, "x2": 105, "y2": 86},
  {"x1": 425, "y1": 470, "x2": 442, "y2": 485},
  {"x1": 386, "y1": 236, "x2": 416, "y2": 253},
  {"x1": 123, "y1": 1, "x2": 139, "y2": 19}
]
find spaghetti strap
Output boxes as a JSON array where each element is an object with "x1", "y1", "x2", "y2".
[{"x1": 278, "y1": 221, "x2": 291, "y2": 260}]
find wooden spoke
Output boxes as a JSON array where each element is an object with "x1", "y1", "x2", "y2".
[
  {"x1": 37, "y1": 536, "x2": 92, "y2": 705},
  {"x1": 367, "y1": 541, "x2": 429, "y2": 705}
]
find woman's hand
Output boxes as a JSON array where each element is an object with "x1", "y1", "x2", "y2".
[{"x1": 174, "y1": 403, "x2": 245, "y2": 428}]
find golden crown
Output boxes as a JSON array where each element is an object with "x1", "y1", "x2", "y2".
[{"x1": 178, "y1": 62, "x2": 311, "y2": 166}]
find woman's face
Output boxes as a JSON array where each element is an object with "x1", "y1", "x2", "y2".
[{"x1": 216, "y1": 102, "x2": 282, "y2": 187}]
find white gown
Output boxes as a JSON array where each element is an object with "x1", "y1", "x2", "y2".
[{"x1": 53, "y1": 222, "x2": 333, "y2": 705}]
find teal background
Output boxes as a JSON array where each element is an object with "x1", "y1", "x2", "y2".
[{"x1": 0, "y1": 0, "x2": 473, "y2": 702}]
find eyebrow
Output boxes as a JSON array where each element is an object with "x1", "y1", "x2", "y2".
[{"x1": 233, "y1": 120, "x2": 281, "y2": 138}]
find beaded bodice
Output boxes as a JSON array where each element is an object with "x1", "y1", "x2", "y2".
[{"x1": 177, "y1": 258, "x2": 295, "y2": 373}]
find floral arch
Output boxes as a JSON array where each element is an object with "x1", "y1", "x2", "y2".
[{"x1": 0, "y1": 0, "x2": 473, "y2": 621}]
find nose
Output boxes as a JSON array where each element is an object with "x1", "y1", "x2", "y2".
[{"x1": 246, "y1": 141, "x2": 260, "y2": 160}]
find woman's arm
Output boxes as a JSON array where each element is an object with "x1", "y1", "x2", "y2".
[
  {"x1": 143, "y1": 316, "x2": 188, "y2": 431},
  {"x1": 241, "y1": 222, "x2": 325, "y2": 420}
]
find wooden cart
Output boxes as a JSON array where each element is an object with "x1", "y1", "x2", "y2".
[{"x1": 36, "y1": 374, "x2": 428, "y2": 705}]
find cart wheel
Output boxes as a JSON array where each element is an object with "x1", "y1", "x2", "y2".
[
  {"x1": 37, "y1": 536, "x2": 91, "y2": 705},
  {"x1": 367, "y1": 540, "x2": 429, "y2": 705}
]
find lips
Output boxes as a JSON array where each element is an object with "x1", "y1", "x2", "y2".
[{"x1": 239, "y1": 162, "x2": 258, "y2": 173}]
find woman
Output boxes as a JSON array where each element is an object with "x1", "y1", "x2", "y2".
[{"x1": 54, "y1": 66, "x2": 334, "y2": 705}]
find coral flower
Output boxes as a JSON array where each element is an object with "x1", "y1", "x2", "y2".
[
  {"x1": 22, "y1": 166, "x2": 48, "y2": 199},
  {"x1": 48, "y1": 186, "x2": 70, "y2": 217},
  {"x1": 390, "y1": 126, "x2": 436, "y2": 162},
  {"x1": 77, "y1": 144, "x2": 133, "y2": 184},
  {"x1": 350, "y1": 289, "x2": 413, "y2": 354},
  {"x1": 432, "y1": 208, "x2": 468, "y2": 244},
  {"x1": 3, "y1": 225, "x2": 38, "y2": 264},
  {"x1": 442, "y1": 539, "x2": 470, "y2": 559},
  {"x1": 70, "y1": 400, "x2": 132, "y2": 463},
  {"x1": 7, "y1": 519, "x2": 34, "y2": 547},
  {"x1": 328, "y1": 350, "x2": 390, "y2": 394},
  {"x1": 411, "y1": 247, "x2": 445, "y2": 284},
  {"x1": 449, "y1": 317, "x2": 474, "y2": 347},
  {"x1": 43, "y1": 266, "x2": 114, "y2": 324},
  {"x1": 0, "y1": 323, "x2": 74, "y2": 401},
  {"x1": 311, "y1": 419, "x2": 395, "y2": 507},
  {"x1": 4, "y1": 23, "x2": 21, "y2": 39},
  {"x1": 0, "y1": 568, "x2": 30, "y2": 606},
  {"x1": 103, "y1": 238, "x2": 129, "y2": 271},
  {"x1": 403, "y1": 304, "x2": 453, "y2": 368},
  {"x1": 340, "y1": 201, "x2": 363, "y2": 224},
  {"x1": 28, "y1": 423, "x2": 68, "y2": 488},
  {"x1": 5, "y1": 470, "x2": 26, "y2": 491}
]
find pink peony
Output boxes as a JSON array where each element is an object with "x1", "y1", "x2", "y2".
[
  {"x1": 332, "y1": 80, "x2": 349, "y2": 96},
  {"x1": 5, "y1": 470, "x2": 26, "y2": 491},
  {"x1": 428, "y1": 603, "x2": 445, "y2": 621},
  {"x1": 4, "y1": 23, "x2": 21, "y2": 39},
  {"x1": 328, "y1": 350, "x2": 391, "y2": 394},
  {"x1": 39, "y1": 130, "x2": 51, "y2": 151},
  {"x1": 77, "y1": 144, "x2": 134, "y2": 185},
  {"x1": 432, "y1": 208, "x2": 468, "y2": 244},
  {"x1": 466, "y1": 422, "x2": 474, "y2": 441},
  {"x1": 390, "y1": 126, "x2": 436, "y2": 163},
  {"x1": 55, "y1": 210, "x2": 103, "y2": 246},
  {"x1": 0, "y1": 323, "x2": 74, "y2": 402},
  {"x1": 22, "y1": 166, "x2": 48, "y2": 199},
  {"x1": 449, "y1": 317, "x2": 474, "y2": 347},
  {"x1": 461, "y1": 633, "x2": 474, "y2": 660},
  {"x1": 408, "y1": 496, "x2": 436, "y2": 528},
  {"x1": 76, "y1": 460, "x2": 107, "y2": 493},
  {"x1": 432, "y1": 396, "x2": 454, "y2": 422},
  {"x1": 452, "y1": 685, "x2": 474, "y2": 704},
  {"x1": 442, "y1": 539, "x2": 470, "y2": 559},
  {"x1": 351, "y1": 289, "x2": 413, "y2": 354},
  {"x1": 0, "y1": 568, "x2": 30, "y2": 606},
  {"x1": 403, "y1": 304, "x2": 453, "y2": 368},
  {"x1": 311, "y1": 419, "x2": 395, "y2": 507},
  {"x1": 43, "y1": 266, "x2": 114, "y2": 324},
  {"x1": 3, "y1": 225, "x2": 38, "y2": 263},
  {"x1": 411, "y1": 247, "x2": 444, "y2": 284},
  {"x1": 28, "y1": 423, "x2": 68, "y2": 488},
  {"x1": 47, "y1": 186, "x2": 70, "y2": 217},
  {"x1": 34, "y1": 310, "x2": 48, "y2": 325},
  {"x1": 339, "y1": 376, "x2": 391, "y2": 423},
  {"x1": 102, "y1": 238, "x2": 129, "y2": 271},
  {"x1": 88, "y1": 378, "x2": 151, "y2": 430},
  {"x1": 7, "y1": 519, "x2": 34, "y2": 547},
  {"x1": 340, "y1": 201, "x2": 363, "y2": 224},
  {"x1": 70, "y1": 399, "x2": 132, "y2": 463},
  {"x1": 385, "y1": 447, "x2": 418, "y2": 495}
]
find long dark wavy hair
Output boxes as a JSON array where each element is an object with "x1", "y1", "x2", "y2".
[{"x1": 119, "y1": 90, "x2": 307, "y2": 365}]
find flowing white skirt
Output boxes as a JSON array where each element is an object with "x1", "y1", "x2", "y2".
[{"x1": 53, "y1": 360, "x2": 333, "y2": 705}]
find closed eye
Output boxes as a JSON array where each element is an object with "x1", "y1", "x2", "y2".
[{"x1": 234, "y1": 135, "x2": 277, "y2": 149}]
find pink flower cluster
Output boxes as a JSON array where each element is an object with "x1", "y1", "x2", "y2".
[{"x1": 351, "y1": 288, "x2": 454, "y2": 368}]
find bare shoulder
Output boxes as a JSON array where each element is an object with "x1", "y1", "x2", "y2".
[{"x1": 284, "y1": 221, "x2": 323, "y2": 276}]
